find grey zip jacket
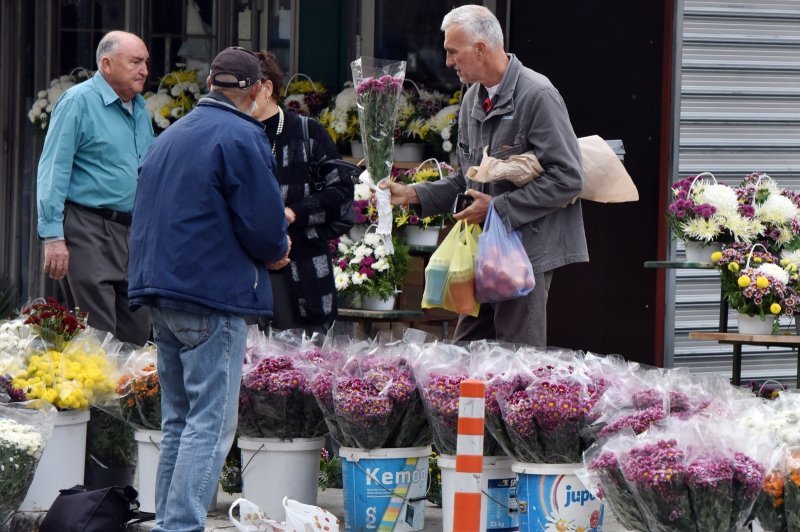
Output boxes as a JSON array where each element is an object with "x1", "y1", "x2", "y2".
[{"x1": 414, "y1": 54, "x2": 589, "y2": 273}]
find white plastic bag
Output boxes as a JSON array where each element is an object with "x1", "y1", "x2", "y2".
[{"x1": 229, "y1": 497, "x2": 340, "y2": 532}]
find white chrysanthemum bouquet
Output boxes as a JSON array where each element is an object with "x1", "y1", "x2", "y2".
[{"x1": 27, "y1": 68, "x2": 93, "y2": 131}]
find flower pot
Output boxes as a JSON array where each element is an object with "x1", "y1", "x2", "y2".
[
  {"x1": 363, "y1": 294, "x2": 396, "y2": 311},
  {"x1": 134, "y1": 429, "x2": 217, "y2": 513},
  {"x1": 438, "y1": 455, "x2": 519, "y2": 532},
  {"x1": 350, "y1": 140, "x2": 365, "y2": 159},
  {"x1": 337, "y1": 291, "x2": 362, "y2": 309},
  {"x1": 404, "y1": 225, "x2": 441, "y2": 247},
  {"x1": 737, "y1": 312, "x2": 775, "y2": 335},
  {"x1": 512, "y1": 461, "x2": 603, "y2": 532},
  {"x1": 683, "y1": 240, "x2": 722, "y2": 262},
  {"x1": 393, "y1": 142, "x2": 425, "y2": 162},
  {"x1": 238, "y1": 436, "x2": 324, "y2": 521},
  {"x1": 19, "y1": 409, "x2": 90, "y2": 511}
]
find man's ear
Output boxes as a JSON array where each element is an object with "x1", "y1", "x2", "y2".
[
  {"x1": 206, "y1": 76, "x2": 212, "y2": 90},
  {"x1": 99, "y1": 56, "x2": 112, "y2": 75}
]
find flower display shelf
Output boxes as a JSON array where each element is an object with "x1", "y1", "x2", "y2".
[{"x1": 687, "y1": 332, "x2": 800, "y2": 387}]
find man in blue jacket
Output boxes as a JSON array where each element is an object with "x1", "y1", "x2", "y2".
[{"x1": 128, "y1": 46, "x2": 289, "y2": 532}]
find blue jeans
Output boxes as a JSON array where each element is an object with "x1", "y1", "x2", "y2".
[{"x1": 151, "y1": 307, "x2": 246, "y2": 532}]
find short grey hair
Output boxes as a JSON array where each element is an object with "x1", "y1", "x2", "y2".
[
  {"x1": 441, "y1": 5, "x2": 504, "y2": 49},
  {"x1": 96, "y1": 34, "x2": 121, "y2": 66}
]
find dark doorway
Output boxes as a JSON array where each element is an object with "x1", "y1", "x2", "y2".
[{"x1": 506, "y1": 1, "x2": 672, "y2": 364}]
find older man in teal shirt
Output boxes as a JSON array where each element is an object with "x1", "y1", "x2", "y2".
[{"x1": 37, "y1": 30, "x2": 154, "y2": 345}]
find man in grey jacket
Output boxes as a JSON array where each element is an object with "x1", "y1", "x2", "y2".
[{"x1": 381, "y1": 4, "x2": 588, "y2": 346}]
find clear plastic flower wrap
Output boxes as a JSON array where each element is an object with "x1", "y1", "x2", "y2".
[
  {"x1": 305, "y1": 324, "x2": 366, "y2": 447},
  {"x1": 332, "y1": 329, "x2": 431, "y2": 449},
  {"x1": 13, "y1": 328, "x2": 122, "y2": 411},
  {"x1": 499, "y1": 348, "x2": 600, "y2": 463},
  {"x1": 583, "y1": 363, "x2": 669, "y2": 442},
  {"x1": 237, "y1": 328, "x2": 327, "y2": 440},
  {"x1": 0, "y1": 400, "x2": 56, "y2": 525},
  {"x1": 784, "y1": 449, "x2": 800, "y2": 530},
  {"x1": 114, "y1": 343, "x2": 160, "y2": 430},
  {"x1": 471, "y1": 340, "x2": 528, "y2": 459},
  {"x1": 585, "y1": 417, "x2": 773, "y2": 532},
  {"x1": 412, "y1": 342, "x2": 501, "y2": 456},
  {"x1": 581, "y1": 429, "x2": 651, "y2": 532}
]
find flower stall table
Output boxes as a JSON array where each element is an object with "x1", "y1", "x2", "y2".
[
  {"x1": 643, "y1": 260, "x2": 727, "y2": 331},
  {"x1": 687, "y1": 331, "x2": 800, "y2": 387}
]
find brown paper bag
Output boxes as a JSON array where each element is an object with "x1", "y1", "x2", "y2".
[{"x1": 465, "y1": 135, "x2": 638, "y2": 203}]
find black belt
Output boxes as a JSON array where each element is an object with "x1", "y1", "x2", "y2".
[{"x1": 66, "y1": 201, "x2": 132, "y2": 226}]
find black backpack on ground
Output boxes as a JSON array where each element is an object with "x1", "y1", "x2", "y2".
[{"x1": 38, "y1": 484, "x2": 154, "y2": 532}]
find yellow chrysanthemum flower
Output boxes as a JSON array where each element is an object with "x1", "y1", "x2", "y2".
[
  {"x1": 711, "y1": 251, "x2": 722, "y2": 262},
  {"x1": 738, "y1": 275, "x2": 751, "y2": 288},
  {"x1": 756, "y1": 276, "x2": 770, "y2": 289},
  {"x1": 770, "y1": 303, "x2": 782, "y2": 315},
  {"x1": 728, "y1": 262, "x2": 740, "y2": 273}
]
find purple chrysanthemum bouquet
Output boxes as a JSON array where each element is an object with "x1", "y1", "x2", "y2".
[
  {"x1": 413, "y1": 342, "x2": 501, "y2": 456},
  {"x1": 471, "y1": 340, "x2": 527, "y2": 458},
  {"x1": 350, "y1": 57, "x2": 406, "y2": 253},
  {"x1": 332, "y1": 330, "x2": 430, "y2": 449},
  {"x1": 584, "y1": 364, "x2": 669, "y2": 442},
  {"x1": 238, "y1": 329, "x2": 326, "y2": 439},
  {"x1": 500, "y1": 350, "x2": 597, "y2": 463},
  {"x1": 583, "y1": 432, "x2": 651, "y2": 532},
  {"x1": 350, "y1": 57, "x2": 405, "y2": 184},
  {"x1": 307, "y1": 333, "x2": 366, "y2": 448}
]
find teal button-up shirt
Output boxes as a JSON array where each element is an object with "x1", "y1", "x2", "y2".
[{"x1": 37, "y1": 72, "x2": 154, "y2": 239}]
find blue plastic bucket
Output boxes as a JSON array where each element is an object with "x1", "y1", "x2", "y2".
[
  {"x1": 339, "y1": 446, "x2": 430, "y2": 531},
  {"x1": 439, "y1": 455, "x2": 520, "y2": 531},
  {"x1": 512, "y1": 462, "x2": 604, "y2": 532}
]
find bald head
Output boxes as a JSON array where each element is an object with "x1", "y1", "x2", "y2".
[{"x1": 96, "y1": 31, "x2": 149, "y2": 102}]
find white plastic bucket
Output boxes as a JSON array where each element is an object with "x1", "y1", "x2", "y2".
[
  {"x1": 134, "y1": 429, "x2": 218, "y2": 513},
  {"x1": 339, "y1": 446, "x2": 430, "y2": 531},
  {"x1": 512, "y1": 462, "x2": 604, "y2": 532},
  {"x1": 19, "y1": 409, "x2": 90, "y2": 511},
  {"x1": 238, "y1": 436, "x2": 324, "y2": 521},
  {"x1": 439, "y1": 455, "x2": 519, "y2": 531}
]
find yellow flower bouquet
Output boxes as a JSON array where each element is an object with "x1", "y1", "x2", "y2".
[
  {"x1": 144, "y1": 69, "x2": 203, "y2": 132},
  {"x1": 12, "y1": 331, "x2": 118, "y2": 410}
]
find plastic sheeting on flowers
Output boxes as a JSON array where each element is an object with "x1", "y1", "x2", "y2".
[
  {"x1": 237, "y1": 328, "x2": 327, "y2": 440},
  {"x1": 0, "y1": 400, "x2": 57, "y2": 525},
  {"x1": 331, "y1": 329, "x2": 431, "y2": 449}
]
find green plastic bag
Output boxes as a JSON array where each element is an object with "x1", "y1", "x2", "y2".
[{"x1": 422, "y1": 220, "x2": 481, "y2": 317}]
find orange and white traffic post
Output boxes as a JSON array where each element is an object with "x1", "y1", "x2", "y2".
[{"x1": 452, "y1": 379, "x2": 485, "y2": 532}]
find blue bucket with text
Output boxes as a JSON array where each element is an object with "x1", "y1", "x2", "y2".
[
  {"x1": 512, "y1": 462, "x2": 604, "y2": 532},
  {"x1": 340, "y1": 446, "x2": 430, "y2": 531}
]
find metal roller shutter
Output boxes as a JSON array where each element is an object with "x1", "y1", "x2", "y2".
[{"x1": 670, "y1": 0, "x2": 800, "y2": 383}]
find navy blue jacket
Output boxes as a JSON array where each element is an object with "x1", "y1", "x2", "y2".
[{"x1": 128, "y1": 94, "x2": 288, "y2": 317}]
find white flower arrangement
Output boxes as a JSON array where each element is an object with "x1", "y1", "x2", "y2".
[
  {"x1": 0, "y1": 320, "x2": 31, "y2": 372},
  {"x1": 144, "y1": 69, "x2": 203, "y2": 132},
  {"x1": 425, "y1": 103, "x2": 460, "y2": 154},
  {"x1": 318, "y1": 86, "x2": 359, "y2": 145},
  {"x1": 27, "y1": 68, "x2": 93, "y2": 131},
  {"x1": 0, "y1": 416, "x2": 47, "y2": 519},
  {"x1": 331, "y1": 232, "x2": 411, "y2": 300}
]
